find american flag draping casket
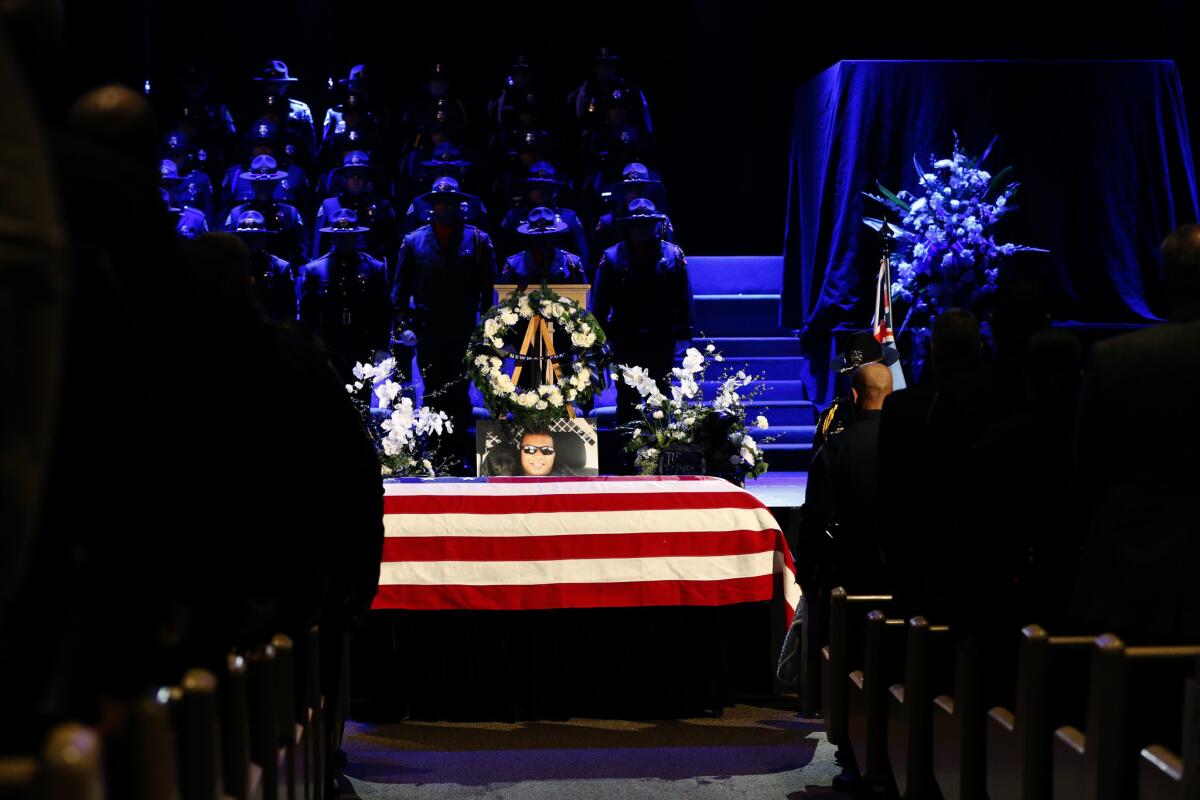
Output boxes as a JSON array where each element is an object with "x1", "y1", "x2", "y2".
[{"x1": 372, "y1": 475, "x2": 800, "y2": 624}]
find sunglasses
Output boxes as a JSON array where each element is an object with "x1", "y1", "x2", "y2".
[{"x1": 521, "y1": 445, "x2": 555, "y2": 456}]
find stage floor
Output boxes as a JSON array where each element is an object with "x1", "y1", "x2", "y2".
[{"x1": 744, "y1": 471, "x2": 806, "y2": 508}]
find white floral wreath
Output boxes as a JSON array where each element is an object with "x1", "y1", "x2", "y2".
[{"x1": 465, "y1": 287, "x2": 611, "y2": 423}]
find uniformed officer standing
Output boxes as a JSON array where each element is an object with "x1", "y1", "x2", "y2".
[
  {"x1": 500, "y1": 207, "x2": 586, "y2": 288},
  {"x1": 321, "y1": 65, "x2": 381, "y2": 144},
  {"x1": 391, "y1": 178, "x2": 498, "y2": 466},
  {"x1": 159, "y1": 158, "x2": 215, "y2": 229},
  {"x1": 812, "y1": 332, "x2": 897, "y2": 452},
  {"x1": 490, "y1": 128, "x2": 557, "y2": 209},
  {"x1": 569, "y1": 48, "x2": 654, "y2": 154},
  {"x1": 404, "y1": 175, "x2": 489, "y2": 234},
  {"x1": 318, "y1": 127, "x2": 379, "y2": 194},
  {"x1": 590, "y1": 162, "x2": 674, "y2": 264},
  {"x1": 590, "y1": 198, "x2": 693, "y2": 423},
  {"x1": 578, "y1": 130, "x2": 655, "y2": 209},
  {"x1": 395, "y1": 117, "x2": 466, "y2": 204},
  {"x1": 497, "y1": 162, "x2": 588, "y2": 264},
  {"x1": 297, "y1": 209, "x2": 391, "y2": 377},
  {"x1": 488, "y1": 54, "x2": 543, "y2": 131},
  {"x1": 249, "y1": 60, "x2": 316, "y2": 166},
  {"x1": 221, "y1": 121, "x2": 310, "y2": 211},
  {"x1": 318, "y1": 97, "x2": 381, "y2": 168},
  {"x1": 489, "y1": 70, "x2": 554, "y2": 165},
  {"x1": 401, "y1": 64, "x2": 469, "y2": 153},
  {"x1": 232, "y1": 209, "x2": 295, "y2": 323},
  {"x1": 224, "y1": 155, "x2": 308, "y2": 266},
  {"x1": 415, "y1": 142, "x2": 475, "y2": 190},
  {"x1": 166, "y1": 66, "x2": 238, "y2": 181},
  {"x1": 160, "y1": 187, "x2": 209, "y2": 240},
  {"x1": 313, "y1": 150, "x2": 398, "y2": 260},
  {"x1": 159, "y1": 133, "x2": 215, "y2": 224}
]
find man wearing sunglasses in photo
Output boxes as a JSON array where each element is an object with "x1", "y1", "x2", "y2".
[{"x1": 518, "y1": 427, "x2": 558, "y2": 476}]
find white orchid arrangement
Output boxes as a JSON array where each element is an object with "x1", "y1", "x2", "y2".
[
  {"x1": 466, "y1": 286, "x2": 611, "y2": 424},
  {"x1": 865, "y1": 133, "x2": 1047, "y2": 325},
  {"x1": 619, "y1": 343, "x2": 771, "y2": 483},
  {"x1": 345, "y1": 356, "x2": 454, "y2": 477}
]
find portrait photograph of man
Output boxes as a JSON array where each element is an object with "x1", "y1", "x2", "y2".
[{"x1": 476, "y1": 419, "x2": 599, "y2": 477}]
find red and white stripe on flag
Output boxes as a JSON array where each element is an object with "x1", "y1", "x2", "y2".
[
  {"x1": 873, "y1": 256, "x2": 896, "y2": 347},
  {"x1": 372, "y1": 475, "x2": 800, "y2": 627},
  {"x1": 872, "y1": 256, "x2": 907, "y2": 390}
]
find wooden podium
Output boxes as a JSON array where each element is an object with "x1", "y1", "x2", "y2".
[
  {"x1": 494, "y1": 284, "x2": 591, "y2": 309},
  {"x1": 493, "y1": 284, "x2": 593, "y2": 419}
]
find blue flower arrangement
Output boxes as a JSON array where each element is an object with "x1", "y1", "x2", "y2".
[{"x1": 864, "y1": 133, "x2": 1047, "y2": 326}]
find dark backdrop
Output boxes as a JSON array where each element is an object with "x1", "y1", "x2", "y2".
[
  {"x1": 59, "y1": 0, "x2": 1200, "y2": 258},
  {"x1": 782, "y1": 60, "x2": 1200, "y2": 332}
]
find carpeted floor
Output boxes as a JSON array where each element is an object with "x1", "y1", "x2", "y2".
[{"x1": 337, "y1": 699, "x2": 838, "y2": 798}]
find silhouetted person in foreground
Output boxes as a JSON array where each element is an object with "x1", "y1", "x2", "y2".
[
  {"x1": 0, "y1": 12, "x2": 67, "y2": 638},
  {"x1": 961, "y1": 329, "x2": 1085, "y2": 634},
  {"x1": 877, "y1": 308, "x2": 982, "y2": 620},
  {"x1": 1073, "y1": 224, "x2": 1200, "y2": 642},
  {"x1": 1, "y1": 82, "x2": 195, "y2": 751}
]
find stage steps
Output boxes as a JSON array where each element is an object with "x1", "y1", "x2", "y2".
[
  {"x1": 689, "y1": 256, "x2": 813, "y2": 470},
  {"x1": 476, "y1": 254, "x2": 818, "y2": 472}
]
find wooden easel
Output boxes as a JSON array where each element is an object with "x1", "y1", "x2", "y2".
[{"x1": 509, "y1": 313, "x2": 579, "y2": 418}]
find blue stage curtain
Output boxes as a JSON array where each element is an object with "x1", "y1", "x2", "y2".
[{"x1": 782, "y1": 60, "x2": 1200, "y2": 339}]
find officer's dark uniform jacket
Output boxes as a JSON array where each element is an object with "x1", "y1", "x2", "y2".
[
  {"x1": 173, "y1": 207, "x2": 209, "y2": 240},
  {"x1": 249, "y1": 251, "x2": 295, "y2": 323},
  {"x1": 166, "y1": 170, "x2": 214, "y2": 224},
  {"x1": 321, "y1": 105, "x2": 383, "y2": 145},
  {"x1": 258, "y1": 98, "x2": 316, "y2": 158},
  {"x1": 402, "y1": 96, "x2": 469, "y2": 146},
  {"x1": 223, "y1": 161, "x2": 310, "y2": 208},
  {"x1": 391, "y1": 223, "x2": 497, "y2": 335},
  {"x1": 577, "y1": 166, "x2": 666, "y2": 227},
  {"x1": 317, "y1": 162, "x2": 391, "y2": 200},
  {"x1": 569, "y1": 78, "x2": 654, "y2": 137},
  {"x1": 162, "y1": 126, "x2": 228, "y2": 189},
  {"x1": 313, "y1": 194, "x2": 399, "y2": 260},
  {"x1": 297, "y1": 249, "x2": 392, "y2": 360},
  {"x1": 500, "y1": 205, "x2": 588, "y2": 265},
  {"x1": 591, "y1": 240, "x2": 693, "y2": 344},
  {"x1": 501, "y1": 248, "x2": 586, "y2": 287},
  {"x1": 224, "y1": 200, "x2": 308, "y2": 264},
  {"x1": 404, "y1": 194, "x2": 489, "y2": 233},
  {"x1": 802, "y1": 409, "x2": 889, "y2": 589},
  {"x1": 592, "y1": 209, "x2": 674, "y2": 259},
  {"x1": 171, "y1": 103, "x2": 237, "y2": 153},
  {"x1": 812, "y1": 395, "x2": 856, "y2": 453},
  {"x1": 282, "y1": 97, "x2": 315, "y2": 135},
  {"x1": 318, "y1": 125, "x2": 386, "y2": 176}
]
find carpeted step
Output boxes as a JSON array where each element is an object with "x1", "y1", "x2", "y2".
[
  {"x1": 699, "y1": 336, "x2": 803, "y2": 357},
  {"x1": 694, "y1": 294, "x2": 785, "y2": 336},
  {"x1": 680, "y1": 355, "x2": 806, "y2": 382},
  {"x1": 744, "y1": 400, "x2": 818, "y2": 427},
  {"x1": 697, "y1": 379, "x2": 808, "y2": 402},
  {"x1": 760, "y1": 442, "x2": 814, "y2": 471},
  {"x1": 589, "y1": 405, "x2": 816, "y2": 429},
  {"x1": 753, "y1": 425, "x2": 817, "y2": 445},
  {"x1": 686, "y1": 255, "x2": 783, "y2": 295}
]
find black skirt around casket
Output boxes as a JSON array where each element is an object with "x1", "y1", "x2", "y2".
[{"x1": 350, "y1": 601, "x2": 778, "y2": 722}]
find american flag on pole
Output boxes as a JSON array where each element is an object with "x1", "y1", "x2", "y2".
[
  {"x1": 873, "y1": 254, "x2": 907, "y2": 391},
  {"x1": 372, "y1": 476, "x2": 800, "y2": 628}
]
